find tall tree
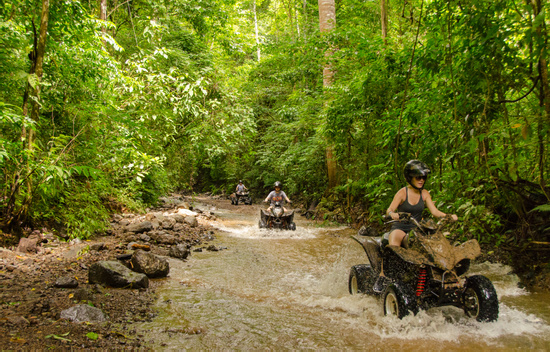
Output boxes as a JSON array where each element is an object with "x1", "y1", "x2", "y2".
[{"x1": 318, "y1": 0, "x2": 337, "y2": 189}]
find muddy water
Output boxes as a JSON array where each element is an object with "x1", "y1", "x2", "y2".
[{"x1": 138, "y1": 199, "x2": 550, "y2": 350}]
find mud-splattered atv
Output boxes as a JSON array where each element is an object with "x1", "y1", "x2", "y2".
[
  {"x1": 231, "y1": 191, "x2": 252, "y2": 205},
  {"x1": 349, "y1": 213, "x2": 499, "y2": 322},
  {"x1": 259, "y1": 202, "x2": 296, "y2": 230}
]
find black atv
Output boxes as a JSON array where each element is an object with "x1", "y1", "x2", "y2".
[
  {"x1": 231, "y1": 190, "x2": 252, "y2": 205},
  {"x1": 259, "y1": 202, "x2": 296, "y2": 230},
  {"x1": 349, "y1": 213, "x2": 499, "y2": 322}
]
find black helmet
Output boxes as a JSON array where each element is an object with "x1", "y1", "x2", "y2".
[
  {"x1": 274, "y1": 181, "x2": 282, "y2": 189},
  {"x1": 404, "y1": 160, "x2": 430, "y2": 188}
]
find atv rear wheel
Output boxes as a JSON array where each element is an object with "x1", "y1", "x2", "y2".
[
  {"x1": 463, "y1": 275, "x2": 499, "y2": 322},
  {"x1": 349, "y1": 264, "x2": 375, "y2": 295},
  {"x1": 382, "y1": 283, "x2": 417, "y2": 319},
  {"x1": 258, "y1": 220, "x2": 266, "y2": 229}
]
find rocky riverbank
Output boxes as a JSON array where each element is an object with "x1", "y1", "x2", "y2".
[{"x1": 0, "y1": 194, "x2": 221, "y2": 350}]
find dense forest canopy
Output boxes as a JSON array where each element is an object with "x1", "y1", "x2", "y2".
[{"x1": 1, "y1": 0, "x2": 549, "y2": 252}]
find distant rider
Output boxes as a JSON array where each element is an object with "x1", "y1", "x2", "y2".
[
  {"x1": 264, "y1": 181, "x2": 292, "y2": 211},
  {"x1": 235, "y1": 180, "x2": 248, "y2": 204},
  {"x1": 386, "y1": 160, "x2": 458, "y2": 248}
]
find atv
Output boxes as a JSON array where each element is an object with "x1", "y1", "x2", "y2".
[
  {"x1": 259, "y1": 201, "x2": 296, "y2": 230},
  {"x1": 349, "y1": 213, "x2": 499, "y2": 322},
  {"x1": 231, "y1": 190, "x2": 252, "y2": 205}
]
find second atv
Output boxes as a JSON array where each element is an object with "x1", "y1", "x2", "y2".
[{"x1": 259, "y1": 201, "x2": 296, "y2": 230}]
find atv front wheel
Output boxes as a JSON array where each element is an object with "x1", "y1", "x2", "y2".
[
  {"x1": 462, "y1": 275, "x2": 499, "y2": 322},
  {"x1": 289, "y1": 222, "x2": 296, "y2": 231},
  {"x1": 258, "y1": 220, "x2": 266, "y2": 229},
  {"x1": 382, "y1": 283, "x2": 417, "y2": 319},
  {"x1": 349, "y1": 264, "x2": 375, "y2": 295}
]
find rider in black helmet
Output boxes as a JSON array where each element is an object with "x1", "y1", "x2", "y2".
[
  {"x1": 386, "y1": 160, "x2": 458, "y2": 247},
  {"x1": 264, "y1": 181, "x2": 292, "y2": 211}
]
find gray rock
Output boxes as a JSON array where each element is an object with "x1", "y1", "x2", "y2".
[
  {"x1": 130, "y1": 250, "x2": 169, "y2": 278},
  {"x1": 88, "y1": 261, "x2": 149, "y2": 288},
  {"x1": 90, "y1": 242, "x2": 106, "y2": 251},
  {"x1": 171, "y1": 214, "x2": 185, "y2": 223},
  {"x1": 60, "y1": 304, "x2": 107, "y2": 323},
  {"x1": 139, "y1": 234, "x2": 151, "y2": 242},
  {"x1": 127, "y1": 221, "x2": 153, "y2": 234},
  {"x1": 119, "y1": 219, "x2": 130, "y2": 226},
  {"x1": 169, "y1": 244, "x2": 190, "y2": 260},
  {"x1": 16, "y1": 236, "x2": 39, "y2": 254},
  {"x1": 184, "y1": 216, "x2": 198, "y2": 227},
  {"x1": 156, "y1": 234, "x2": 177, "y2": 245},
  {"x1": 55, "y1": 276, "x2": 79, "y2": 288}
]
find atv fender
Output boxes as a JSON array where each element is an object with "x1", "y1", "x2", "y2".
[{"x1": 387, "y1": 245, "x2": 433, "y2": 266}]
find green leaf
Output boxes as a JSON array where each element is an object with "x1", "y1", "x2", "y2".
[{"x1": 86, "y1": 332, "x2": 99, "y2": 340}]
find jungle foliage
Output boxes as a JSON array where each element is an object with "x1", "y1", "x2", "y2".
[{"x1": 0, "y1": 0, "x2": 549, "y2": 252}]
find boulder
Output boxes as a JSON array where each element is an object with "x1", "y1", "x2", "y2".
[
  {"x1": 170, "y1": 214, "x2": 185, "y2": 223},
  {"x1": 184, "y1": 216, "x2": 198, "y2": 228},
  {"x1": 60, "y1": 304, "x2": 107, "y2": 323},
  {"x1": 55, "y1": 276, "x2": 79, "y2": 289},
  {"x1": 88, "y1": 261, "x2": 149, "y2": 288},
  {"x1": 169, "y1": 244, "x2": 190, "y2": 260},
  {"x1": 16, "y1": 235, "x2": 40, "y2": 254},
  {"x1": 126, "y1": 221, "x2": 153, "y2": 234},
  {"x1": 130, "y1": 250, "x2": 169, "y2": 278}
]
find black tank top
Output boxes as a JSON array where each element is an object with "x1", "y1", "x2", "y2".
[{"x1": 391, "y1": 187, "x2": 424, "y2": 233}]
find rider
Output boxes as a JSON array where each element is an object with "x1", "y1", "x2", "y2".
[
  {"x1": 235, "y1": 180, "x2": 248, "y2": 204},
  {"x1": 386, "y1": 160, "x2": 458, "y2": 247},
  {"x1": 264, "y1": 181, "x2": 292, "y2": 211}
]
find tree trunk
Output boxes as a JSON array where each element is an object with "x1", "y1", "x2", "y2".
[
  {"x1": 318, "y1": 0, "x2": 338, "y2": 189},
  {"x1": 253, "y1": 0, "x2": 261, "y2": 62},
  {"x1": 14, "y1": 0, "x2": 50, "y2": 225},
  {"x1": 100, "y1": 0, "x2": 107, "y2": 32},
  {"x1": 534, "y1": 0, "x2": 549, "y2": 189},
  {"x1": 380, "y1": 0, "x2": 388, "y2": 42}
]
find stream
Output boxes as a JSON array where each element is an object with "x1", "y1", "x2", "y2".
[{"x1": 137, "y1": 197, "x2": 550, "y2": 350}]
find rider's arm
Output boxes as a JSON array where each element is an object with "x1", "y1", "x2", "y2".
[
  {"x1": 387, "y1": 188, "x2": 405, "y2": 220},
  {"x1": 424, "y1": 191, "x2": 458, "y2": 220}
]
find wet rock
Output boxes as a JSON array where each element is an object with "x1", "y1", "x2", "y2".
[
  {"x1": 156, "y1": 234, "x2": 177, "y2": 245},
  {"x1": 161, "y1": 218, "x2": 176, "y2": 230},
  {"x1": 139, "y1": 234, "x2": 151, "y2": 242},
  {"x1": 171, "y1": 214, "x2": 185, "y2": 223},
  {"x1": 127, "y1": 221, "x2": 153, "y2": 234},
  {"x1": 88, "y1": 260, "x2": 149, "y2": 288},
  {"x1": 119, "y1": 219, "x2": 130, "y2": 226},
  {"x1": 55, "y1": 276, "x2": 79, "y2": 289},
  {"x1": 206, "y1": 245, "x2": 219, "y2": 252},
  {"x1": 60, "y1": 304, "x2": 107, "y2": 323},
  {"x1": 130, "y1": 250, "x2": 169, "y2": 278},
  {"x1": 184, "y1": 216, "x2": 198, "y2": 228},
  {"x1": 16, "y1": 235, "x2": 40, "y2": 254},
  {"x1": 90, "y1": 242, "x2": 106, "y2": 251},
  {"x1": 169, "y1": 244, "x2": 190, "y2": 260}
]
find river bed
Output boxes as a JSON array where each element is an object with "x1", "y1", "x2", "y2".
[{"x1": 137, "y1": 198, "x2": 550, "y2": 350}]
